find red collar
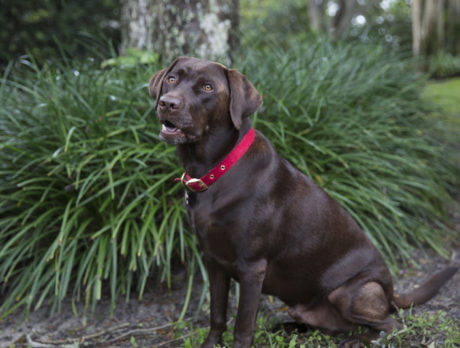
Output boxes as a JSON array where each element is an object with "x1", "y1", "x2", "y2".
[{"x1": 177, "y1": 127, "x2": 255, "y2": 192}]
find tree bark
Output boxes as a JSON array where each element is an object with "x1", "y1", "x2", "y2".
[
  {"x1": 421, "y1": 0, "x2": 439, "y2": 55},
  {"x1": 437, "y1": 0, "x2": 444, "y2": 48},
  {"x1": 412, "y1": 0, "x2": 444, "y2": 57},
  {"x1": 120, "y1": 0, "x2": 238, "y2": 64},
  {"x1": 330, "y1": 0, "x2": 356, "y2": 40},
  {"x1": 308, "y1": 0, "x2": 324, "y2": 32},
  {"x1": 447, "y1": 0, "x2": 460, "y2": 54},
  {"x1": 412, "y1": 0, "x2": 422, "y2": 56}
]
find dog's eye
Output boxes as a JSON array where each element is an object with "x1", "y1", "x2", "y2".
[
  {"x1": 166, "y1": 76, "x2": 176, "y2": 84},
  {"x1": 203, "y1": 83, "x2": 213, "y2": 92}
]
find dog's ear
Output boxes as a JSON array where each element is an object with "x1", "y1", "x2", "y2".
[
  {"x1": 149, "y1": 68, "x2": 168, "y2": 101},
  {"x1": 227, "y1": 69, "x2": 263, "y2": 130},
  {"x1": 149, "y1": 57, "x2": 181, "y2": 107}
]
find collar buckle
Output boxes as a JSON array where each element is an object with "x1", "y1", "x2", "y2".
[{"x1": 181, "y1": 172, "x2": 208, "y2": 192}]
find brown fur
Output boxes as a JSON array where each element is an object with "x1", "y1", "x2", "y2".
[{"x1": 149, "y1": 57, "x2": 457, "y2": 348}]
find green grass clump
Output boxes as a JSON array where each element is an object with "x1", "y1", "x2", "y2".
[
  {"x1": 179, "y1": 309, "x2": 460, "y2": 347},
  {"x1": 423, "y1": 77, "x2": 460, "y2": 166},
  {"x1": 0, "y1": 39, "x2": 458, "y2": 318},
  {"x1": 239, "y1": 41, "x2": 459, "y2": 265},
  {"x1": 0, "y1": 58, "x2": 199, "y2": 318},
  {"x1": 428, "y1": 51, "x2": 460, "y2": 79},
  {"x1": 424, "y1": 77, "x2": 460, "y2": 117}
]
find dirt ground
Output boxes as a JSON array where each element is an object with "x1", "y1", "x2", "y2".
[{"x1": 1, "y1": 202, "x2": 459, "y2": 348}]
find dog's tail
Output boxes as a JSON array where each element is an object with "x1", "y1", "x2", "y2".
[{"x1": 392, "y1": 265, "x2": 457, "y2": 309}]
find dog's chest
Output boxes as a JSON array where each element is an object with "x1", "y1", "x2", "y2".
[
  {"x1": 183, "y1": 191, "x2": 219, "y2": 230},
  {"x1": 184, "y1": 191, "x2": 240, "y2": 270}
]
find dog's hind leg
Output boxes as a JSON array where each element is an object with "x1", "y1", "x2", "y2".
[
  {"x1": 287, "y1": 302, "x2": 357, "y2": 333},
  {"x1": 328, "y1": 281, "x2": 402, "y2": 347}
]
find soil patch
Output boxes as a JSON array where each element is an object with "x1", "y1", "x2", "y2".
[
  {"x1": 1, "y1": 204, "x2": 459, "y2": 348},
  {"x1": 1, "y1": 241, "x2": 459, "y2": 347}
]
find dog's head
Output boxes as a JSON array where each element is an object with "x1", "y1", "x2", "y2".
[{"x1": 149, "y1": 57, "x2": 262, "y2": 144}]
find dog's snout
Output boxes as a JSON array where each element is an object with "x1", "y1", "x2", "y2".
[{"x1": 159, "y1": 95, "x2": 181, "y2": 111}]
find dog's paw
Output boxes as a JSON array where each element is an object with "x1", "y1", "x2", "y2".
[
  {"x1": 200, "y1": 331, "x2": 223, "y2": 348},
  {"x1": 338, "y1": 337, "x2": 369, "y2": 348}
]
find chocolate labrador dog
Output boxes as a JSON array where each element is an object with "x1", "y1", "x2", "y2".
[{"x1": 149, "y1": 57, "x2": 457, "y2": 347}]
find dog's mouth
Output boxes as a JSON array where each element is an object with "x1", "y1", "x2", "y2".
[
  {"x1": 159, "y1": 119, "x2": 190, "y2": 144},
  {"x1": 161, "y1": 120, "x2": 182, "y2": 135}
]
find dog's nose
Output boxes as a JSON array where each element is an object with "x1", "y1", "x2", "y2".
[{"x1": 159, "y1": 95, "x2": 181, "y2": 111}]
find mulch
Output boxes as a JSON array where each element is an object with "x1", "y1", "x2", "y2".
[{"x1": 1, "y1": 201, "x2": 459, "y2": 348}]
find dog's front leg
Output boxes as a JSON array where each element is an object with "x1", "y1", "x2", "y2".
[
  {"x1": 233, "y1": 260, "x2": 267, "y2": 348},
  {"x1": 201, "y1": 260, "x2": 230, "y2": 348}
]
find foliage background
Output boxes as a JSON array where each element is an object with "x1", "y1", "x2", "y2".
[
  {"x1": 0, "y1": 0, "x2": 120, "y2": 67},
  {"x1": 0, "y1": 0, "x2": 459, "y2": 322}
]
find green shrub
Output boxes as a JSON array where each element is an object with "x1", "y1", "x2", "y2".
[
  {"x1": 428, "y1": 51, "x2": 460, "y2": 79},
  {"x1": 240, "y1": 41, "x2": 458, "y2": 265},
  {"x1": 183, "y1": 309, "x2": 460, "y2": 347},
  {"x1": 1, "y1": 39, "x2": 458, "y2": 318},
  {"x1": 0, "y1": 57, "x2": 200, "y2": 318},
  {"x1": 0, "y1": 0, "x2": 120, "y2": 68}
]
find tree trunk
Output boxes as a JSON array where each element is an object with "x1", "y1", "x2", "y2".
[
  {"x1": 308, "y1": 0, "x2": 324, "y2": 32},
  {"x1": 120, "y1": 0, "x2": 239, "y2": 64},
  {"x1": 412, "y1": 0, "x2": 445, "y2": 56},
  {"x1": 447, "y1": 0, "x2": 460, "y2": 54},
  {"x1": 437, "y1": 0, "x2": 444, "y2": 48},
  {"x1": 330, "y1": 0, "x2": 356, "y2": 40},
  {"x1": 412, "y1": 0, "x2": 422, "y2": 56},
  {"x1": 421, "y1": 0, "x2": 439, "y2": 55}
]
